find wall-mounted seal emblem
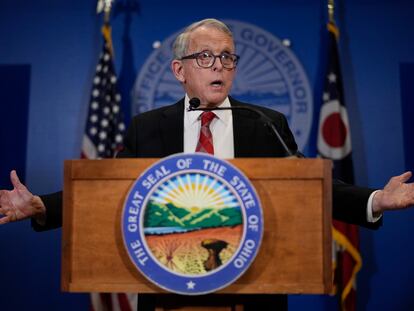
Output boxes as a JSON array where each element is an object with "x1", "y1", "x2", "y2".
[{"x1": 122, "y1": 153, "x2": 263, "y2": 295}]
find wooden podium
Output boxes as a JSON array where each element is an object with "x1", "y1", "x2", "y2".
[{"x1": 62, "y1": 158, "x2": 332, "y2": 310}]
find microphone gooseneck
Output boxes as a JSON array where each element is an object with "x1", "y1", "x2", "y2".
[{"x1": 187, "y1": 97, "x2": 294, "y2": 157}]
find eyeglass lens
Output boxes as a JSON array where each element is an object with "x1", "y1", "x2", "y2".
[{"x1": 197, "y1": 51, "x2": 237, "y2": 68}]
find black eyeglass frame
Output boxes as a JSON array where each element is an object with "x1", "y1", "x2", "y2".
[{"x1": 180, "y1": 50, "x2": 240, "y2": 69}]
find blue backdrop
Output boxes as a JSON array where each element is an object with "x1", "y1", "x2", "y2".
[{"x1": 1, "y1": 0, "x2": 414, "y2": 310}]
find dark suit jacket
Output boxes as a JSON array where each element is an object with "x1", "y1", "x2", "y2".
[{"x1": 35, "y1": 97, "x2": 380, "y2": 230}]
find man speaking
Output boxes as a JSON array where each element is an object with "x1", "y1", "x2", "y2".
[{"x1": 1, "y1": 18, "x2": 414, "y2": 310}]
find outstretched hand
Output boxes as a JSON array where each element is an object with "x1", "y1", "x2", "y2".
[
  {"x1": 0, "y1": 170, "x2": 46, "y2": 225},
  {"x1": 372, "y1": 171, "x2": 414, "y2": 215}
]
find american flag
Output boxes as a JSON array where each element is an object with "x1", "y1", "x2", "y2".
[
  {"x1": 81, "y1": 25, "x2": 125, "y2": 159},
  {"x1": 317, "y1": 21, "x2": 362, "y2": 311},
  {"x1": 82, "y1": 24, "x2": 136, "y2": 311}
]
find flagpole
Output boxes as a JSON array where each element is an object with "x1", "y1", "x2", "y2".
[
  {"x1": 327, "y1": 0, "x2": 339, "y2": 39},
  {"x1": 97, "y1": 0, "x2": 115, "y2": 56}
]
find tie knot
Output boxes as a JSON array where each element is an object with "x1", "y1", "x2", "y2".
[{"x1": 200, "y1": 111, "x2": 216, "y2": 126}]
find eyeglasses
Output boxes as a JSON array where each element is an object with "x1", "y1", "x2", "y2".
[{"x1": 180, "y1": 50, "x2": 240, "y2": 69}]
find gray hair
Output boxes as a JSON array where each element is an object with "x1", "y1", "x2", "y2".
[{"x1": 172, "y1": 18, "x2": 233, "y2": 60}]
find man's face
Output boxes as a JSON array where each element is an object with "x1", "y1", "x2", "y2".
[{"x1": 172, "y1": 26, "x2": 236, "y2": 107}]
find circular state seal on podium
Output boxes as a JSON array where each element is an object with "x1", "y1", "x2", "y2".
[{"x1": 122, "y1": 153, "x2": 264, "y2": 295}]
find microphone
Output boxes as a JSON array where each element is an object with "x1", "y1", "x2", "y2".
[
  {"x1": 189, "y1": 97, "x2": 201, "y2": 109},
  {"x1": 188, "y1": 97, "x2": 296, "y2": 157}
]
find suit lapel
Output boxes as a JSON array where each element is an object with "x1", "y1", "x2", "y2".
[
  {"x1": 161, "y1": 99, "x2": 185, "y2": 155},
  {"x1": 231, "y1": 97, "x2": 257, "y2": 157},
  {"x1": 159, "y1": 97, "x2": 258, "y2": 157}
]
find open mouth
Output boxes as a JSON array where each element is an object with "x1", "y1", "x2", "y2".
[{"x1": 210, "y1": 80, "x2": 223, "y2": 87}]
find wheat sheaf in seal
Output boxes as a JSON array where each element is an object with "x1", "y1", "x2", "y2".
[{"x1": 122, "y1": 153, "x2": 264, "y2": 295}]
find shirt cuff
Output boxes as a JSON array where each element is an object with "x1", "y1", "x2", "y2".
[{"x1": 367, "y1": 190, "x2": 383, "y2": 223}]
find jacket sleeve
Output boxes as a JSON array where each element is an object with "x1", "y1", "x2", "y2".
[
  {"x1": 332, "y1": 179, "x2": 382, "y2": 229},
  {"x1": 31, "y1": 191, "x2": 63, "y2": 231}
]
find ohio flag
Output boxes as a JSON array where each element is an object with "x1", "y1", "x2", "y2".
[{"x1": 317, "y1": 22, "x2": 362, "y2": 311}]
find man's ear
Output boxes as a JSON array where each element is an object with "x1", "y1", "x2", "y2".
[{"x1": 171, "y1": 60, "x2": 185, "y2": 83}]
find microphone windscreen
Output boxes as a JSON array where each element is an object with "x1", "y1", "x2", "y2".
[{"x1": 189, "y1": 97, "x2": 201, "y2": 108}]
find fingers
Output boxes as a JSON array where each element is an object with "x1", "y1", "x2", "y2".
[
  {"x1": 10, "y1": 170, "x2": 20, "y2": 187},
  {"x1": 10, "y1": 170, "x2": 22, "y2": 189},
  {"x1": 0, "y1": 215, "x2": 11, "y2": 225},
  {"x1": 0, "y1": 211, "x2": 17, "y2": 224},
  {"x1": 0, "y1": 190, "x2": 7, "y2": 210},
  {"x1": 0, "y1": 195, "x2": 9, "y2": 224},
  {"x1": 0, "y1": 208, "x2": 16, "y2": 225},
  {"x1": 387, "y1": 171, "x2": 412, "y2": 186},
  {"x1": 394, "y1": 171, "x2": 412, "y2": 184}
]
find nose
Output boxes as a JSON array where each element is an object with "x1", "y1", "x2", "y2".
[{"x1": 212, "y1": 55, "x2": 223, "y2": 71}]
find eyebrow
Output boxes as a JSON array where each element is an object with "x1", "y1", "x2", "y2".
[{"x1": 198, "y1": 47, "x2": 234, "y2": 54}]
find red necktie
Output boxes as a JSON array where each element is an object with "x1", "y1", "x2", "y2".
[{"x1": 196, "y1": 111, "x2": 216, "y2": 154}]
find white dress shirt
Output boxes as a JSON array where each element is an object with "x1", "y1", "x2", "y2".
[{"x1": 184, "y1": 94, "x2": 234, "y2": 159}]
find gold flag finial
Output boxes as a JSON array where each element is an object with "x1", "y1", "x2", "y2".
[
  {"x1": 327, "y1": 0, "x2": 340, "y2": 38},
  {"x1": 328, "y1": 0, "x2": 335, "y2": 24},
  {"x1": 97, "y1": 0, "x2": 115, "y2": 55}
]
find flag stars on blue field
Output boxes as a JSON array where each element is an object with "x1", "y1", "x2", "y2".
[
  {"x1": 115, "y1": 134, "x2": 123, "y2": 143},
  {"x1": 101, "y1": 119, "x2": 109, "y2": 127},
  {"x1": 90, "y1": 115, "x2": 98, "y2": 123},
  {"x1": 81, "y1": 40, "x2": 126, "y2": 159},
  {"x1": 328, "y1": 72, "x2": 337, "y2": 83}
]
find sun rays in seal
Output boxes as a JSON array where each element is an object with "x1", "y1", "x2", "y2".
[{"x1": 149, "y1": 173, "x2": 239, "y2": 210}]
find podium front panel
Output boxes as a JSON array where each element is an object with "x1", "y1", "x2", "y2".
[{"x1": 62, "y1": 158, "x2": 332, "y2": 294}]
